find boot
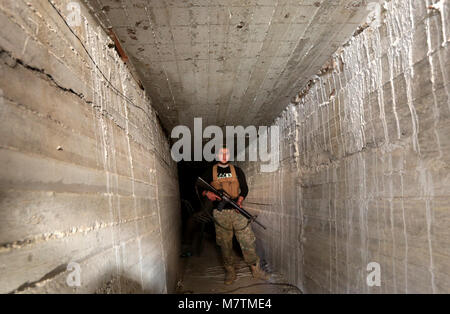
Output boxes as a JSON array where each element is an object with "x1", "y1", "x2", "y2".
[
  {"x1": 250, "y1": 262, "x2": 270, "y2": 281},
  {"x1": 224, "y1": 265, "x2": 236, "y2": 285}
]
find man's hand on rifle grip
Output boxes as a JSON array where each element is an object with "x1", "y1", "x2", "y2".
[{"x1": 204, "y1": 191, "x2": 221, "y2": 202}]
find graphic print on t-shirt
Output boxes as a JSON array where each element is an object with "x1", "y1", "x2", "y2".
[{"x1": 218, "y1": 172, "x2": 233, "y2": 179}]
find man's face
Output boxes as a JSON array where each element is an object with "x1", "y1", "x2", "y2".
[{"x1": 217, "y1": 148, "x2": 230, "y2": 164}]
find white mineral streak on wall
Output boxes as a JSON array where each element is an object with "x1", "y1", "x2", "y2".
[
  {"x1": 239, "y1": 0, "x2": 450, "y2": 293},
  {"x1": 85, "y1": 18, "x2": 125, "y2": 292},
  {"x1": 429, "y1": 0, "x2": 449, "y2": 47},
  {"x1": 386, "y1": 0, "x2": 420, "y2": 153}
]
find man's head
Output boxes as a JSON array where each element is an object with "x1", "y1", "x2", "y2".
[{"x1": 216, "y1": 146, "x2": 230, "y2": 165}]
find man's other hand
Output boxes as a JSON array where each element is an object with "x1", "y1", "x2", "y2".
[{"x1": 236, "y1": 196, "x2": 244, "y2": 208}]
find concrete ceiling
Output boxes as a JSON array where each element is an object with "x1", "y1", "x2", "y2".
[{"x1": 85, "y1": 0, "x2": 372, "y2": 131}]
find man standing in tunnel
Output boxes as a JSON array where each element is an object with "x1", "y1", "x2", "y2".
[{"x1": 200, "y1": 146, "x2": 269, "y2": 285}]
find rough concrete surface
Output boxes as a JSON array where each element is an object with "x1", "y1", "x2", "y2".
[
  {"x1": 0, "y1": 0, "x2": 180, "y2": 293},
  {"x1": 83, "y1": 0, "x2": 377, "y2": 131},
  {"x1": 239, "y1": 0, "x2": 450, "y2": 293},
  {"x1": 177, "y1": 237, "x2": 301, "y2": 294}
]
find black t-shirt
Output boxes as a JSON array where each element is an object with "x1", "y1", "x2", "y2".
[{"x1": 200, "y1": 164, "x2": 249, "y2": 209}]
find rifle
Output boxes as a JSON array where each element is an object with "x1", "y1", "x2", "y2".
[{"x1": 196, "y1": 177, "x2": 267, "y2": 230}]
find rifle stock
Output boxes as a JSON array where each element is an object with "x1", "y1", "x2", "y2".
[{"x1": 196, "y1": 177, "x2": 266, "y2": 230}]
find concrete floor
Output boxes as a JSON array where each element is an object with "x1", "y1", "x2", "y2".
[{"x1": 177, "y1": 235, "x2": 302, "y2": 294}]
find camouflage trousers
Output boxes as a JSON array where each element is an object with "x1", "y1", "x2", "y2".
[{"x1": 213, "y1": 209, "x2": 259, "y2": 267}]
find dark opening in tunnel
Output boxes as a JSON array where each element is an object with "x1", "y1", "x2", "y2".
[{"x1": 178, "y1": 160, "x2": 215, "y2": 258}]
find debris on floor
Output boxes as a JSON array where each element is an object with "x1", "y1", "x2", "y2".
[{"x1": 177, "y1": 239, "x2": 302, "y2": 294}]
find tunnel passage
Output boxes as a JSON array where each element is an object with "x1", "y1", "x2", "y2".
[{"x1": 1, "y1": 0, "x2": 450, "y2": 294}]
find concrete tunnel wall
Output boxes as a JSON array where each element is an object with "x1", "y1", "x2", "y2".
[
  {"x1": 239, "y1": 0, "x2": 450, "y2": 294},
  {"x1": 1, "y1": 0, "x2": 450, "y2": 295},
  {"x1": 0, "y1": 0, "x2": 180, "y2": 293}
]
